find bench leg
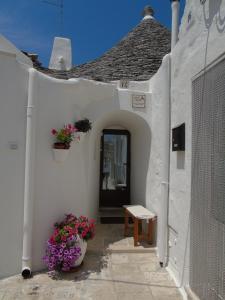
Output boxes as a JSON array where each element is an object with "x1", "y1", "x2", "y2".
[
  {"x1": 139, "y1": 220, "x2": 142, "y2": 235},
  {"x1": 124, "y1": 209, "x2": 129, "y2": 237},
  {"x1": 148, "y1": 219, "x2": 153, "y2": 244},
  {"x1": 134, "y1": 218, "x2": 139, "y2": 246}
]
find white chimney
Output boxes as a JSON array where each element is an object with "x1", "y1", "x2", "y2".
[
  {"x1": 49, "y1": 37, "x2": 72, "y2": 70},
  {"x1": 171, "y1": 0, "x2": 180, "y2": 49}
]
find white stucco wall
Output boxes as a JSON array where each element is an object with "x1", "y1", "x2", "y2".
[
  {"x1": 148, "y1": 55, "x2": 171, "y2": 264},
  {"x1": 0, "y1": 51, "x2": 29, "y2": 278},
  {"x1": 0, "y1": 35, "x2": 32, "y2": 67},
  {"x1": 167, "y1": 0, "x2": 225, "y2": 288},
  {"x1": 31, "y1": 76, "x2": 115, "y2": 270}
]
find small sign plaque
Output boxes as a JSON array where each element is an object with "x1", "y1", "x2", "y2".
[{"x1": 132, "y1": 94, "x2": 146, "y2": 108}]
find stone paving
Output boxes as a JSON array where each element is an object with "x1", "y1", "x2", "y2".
[{"x1": 0, "y1": 225, "x2": 182, "y2": 300}]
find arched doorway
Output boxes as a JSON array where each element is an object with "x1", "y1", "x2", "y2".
[{"x1": 89, "y1": 110, "x2": 151, "y2": 222}]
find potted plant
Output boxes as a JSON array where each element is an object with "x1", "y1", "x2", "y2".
[
  {"x1": 74, "y1": 118, "x2": 92, "y2": 136},
  {"x1": 43, "y1": 214, "x2": 95, "y2": 272},
  {"x1": 54, "y1": 214, "x2": 95, "y2": 267},
  {"x1": 74, "y1": 119, "x2": 92, "y2": 142},
  {"x1": 43, "y1": 222, "x2": 81, "y2": 272},
  {"x1": 51, "y1": 124, "x2": 79, "y2": 162}
]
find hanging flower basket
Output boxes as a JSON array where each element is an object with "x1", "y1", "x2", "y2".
[
  {"x1": 72, "y1": 119, "x2": 92, "y2": 143},
  {"x1": 77, "y1": 132, "x2": 86, "y2": 143},
  {"x1": 74, "y1": 119, "x2": 92, "y2": 133}
]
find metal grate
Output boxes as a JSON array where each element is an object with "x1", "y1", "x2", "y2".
[{"x1": 191, "y1": 57, "x2": 225, "y2": 300}]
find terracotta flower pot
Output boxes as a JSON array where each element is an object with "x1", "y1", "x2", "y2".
[{"x1": 53, "y1": 142, "x2": 70, "y2": 149}]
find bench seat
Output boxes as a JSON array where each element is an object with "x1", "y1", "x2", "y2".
[{"x1": 123, "y1": 205, "x2": 157, "y2": 246}]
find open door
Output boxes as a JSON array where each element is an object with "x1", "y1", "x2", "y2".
[{"x1": 100, "y1": 129, "x2": 130, "y2": 208}]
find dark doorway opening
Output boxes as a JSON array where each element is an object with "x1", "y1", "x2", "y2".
[{"x1": 99, "y1": 129, "x2": 130, "y2": 222}]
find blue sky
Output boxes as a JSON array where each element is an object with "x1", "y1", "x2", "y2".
[{"x1": 0, "y1": 0, "x2": 185, "y2": 67}]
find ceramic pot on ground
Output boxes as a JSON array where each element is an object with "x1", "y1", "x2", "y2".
[{"x1": 74, "y1": 236, "x2": 87, "y2": 267}]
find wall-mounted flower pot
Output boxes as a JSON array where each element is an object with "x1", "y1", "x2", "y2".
[
  {"x1": 53, "y1": 148, "x2": 69, "y2": 162},
  {"x1": 74, "y1": 119, "x2": 92, "y2": 133},
  {"x1": 77, "y1": 132, "x2": 86, "y2": 143}
]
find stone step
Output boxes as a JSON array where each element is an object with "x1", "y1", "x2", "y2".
[
  {"x1": 99, "y1": 207, "x2": 124, "y2": 216},
  {"x1": 99, "y1": 208, "x2": 124, "y2": 218},
  {"x1": 99, "y1": 207, "x2": 124, "y2": 223}
]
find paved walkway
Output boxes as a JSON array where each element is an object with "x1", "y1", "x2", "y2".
[{"x1": 0, "y1": 225, "x2": 182, "y2": 300}]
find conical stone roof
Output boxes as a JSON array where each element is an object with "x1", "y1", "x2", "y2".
[{"x1": 36, "y1": 17, "x2": 171, "y2": 82}]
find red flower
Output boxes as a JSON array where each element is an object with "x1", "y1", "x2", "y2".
[
  {"x1": 49, "y1": 236, "x2": 56, "y2": 244},
  {"x1": 51, "y1": 129, "x2": 57, "y2": 135},
  {"x1": 72, "y1": 228, "x2": 78, "y2": 235},
  {"x1": 61, "y1": 235, "x2": 67, "y2": 241},
  {"x1": 51, "y1": 214, "x2": 95, "y2": 243}
]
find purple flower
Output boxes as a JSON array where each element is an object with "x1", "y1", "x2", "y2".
[{"x1": 43, "y1": 238, "x2": 81, "y2": 271}]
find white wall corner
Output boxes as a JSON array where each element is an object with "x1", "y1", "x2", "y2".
[
  {"x1": 0, "y1": 34, "x2": 33, "y2": 66},
  {"x1": 49, "y1": 37, "x2": 72, "y2": 71}
]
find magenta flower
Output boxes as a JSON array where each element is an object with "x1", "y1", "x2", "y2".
[{"x1": 51, "y1": 129, "x2": 57, "y2": 135}]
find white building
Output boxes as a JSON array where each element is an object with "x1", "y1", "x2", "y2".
[{"x1": 0, "y1": 1, "x2": 225, "y2": 299}]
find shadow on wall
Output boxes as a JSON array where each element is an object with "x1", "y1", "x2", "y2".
[
  {"x1": 203, "y1": 0, "x2": 225, "y2": 32},
  {"x1": 177, "y1": 151, "x2": 185, "y2": 170},
  {"x1": 92, "y1": 110, "x2": 151, "y2": 208}
]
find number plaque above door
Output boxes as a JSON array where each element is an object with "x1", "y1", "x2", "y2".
[{"x1": 132, "y1": 94, "x2": 146, "y2": 108}]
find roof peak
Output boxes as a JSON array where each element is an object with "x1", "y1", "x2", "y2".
[{"x1": 142, "y1": 5, "x2": 155, "y2": 20}]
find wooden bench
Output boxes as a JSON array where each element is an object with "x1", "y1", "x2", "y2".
[{"x1": 124, "y1": 205, "x2": 157, "y2": 246}]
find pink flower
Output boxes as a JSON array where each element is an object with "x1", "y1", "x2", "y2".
[
  {"x1": 51, "y1": 129, "x2": 57, "y2": 135},
  {"x1": 72, "y1": 228, "x2": 78, "y2": 235},
  {"x1": 65, "y1": 124, "x2": 76, "y2": 133},
  {"x1": 49, "y1": 236, "x2": 56, "y2": 244}
]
